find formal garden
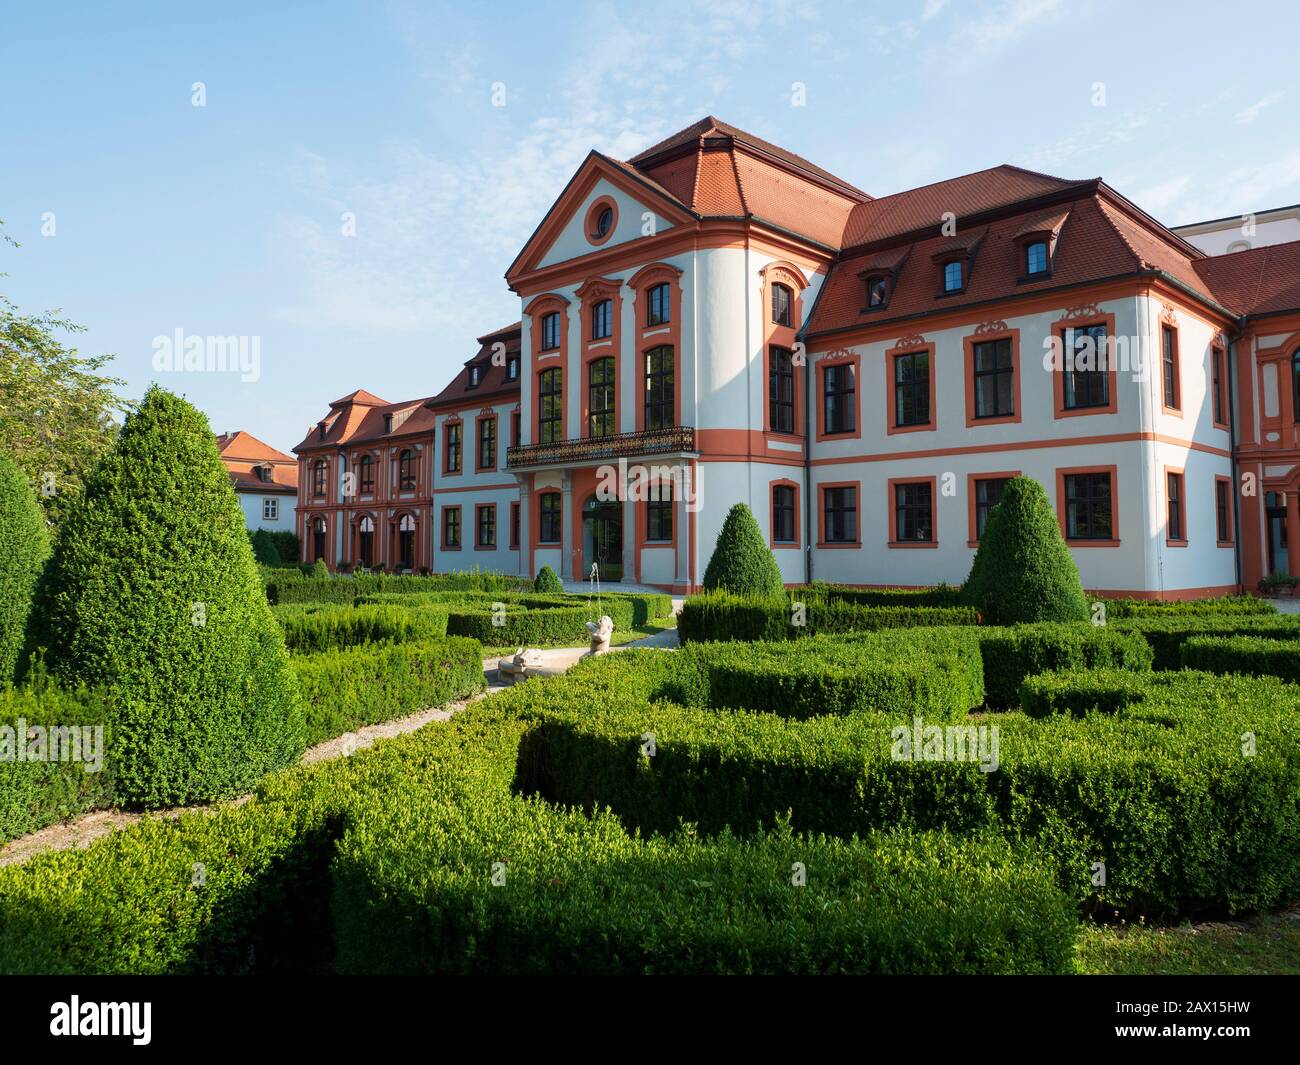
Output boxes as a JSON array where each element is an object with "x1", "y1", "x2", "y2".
[{"x1": 1, "y1": 386, "x2": 1298, "y2": 973}]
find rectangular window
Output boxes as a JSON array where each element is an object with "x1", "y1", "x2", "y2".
[
  {"x1": 1026, "y1": 241, "x2": 1048, "y2": 275},
  {"x1": 511, "y1": 410, "x2": 521, "y2": 448},
  {"x1": 823, "y1": 486, "x2": 857, "y2": 544},
  {"x1": 1212, "y1": 346, "x2": 1226, "y2": 426},
  {"x1": 772, "y1": 485, "x2": 796, "y2": 544},
  {"x1": 1167, "y1": 471, "x2": 1185, "y2": 542},
  {"x1": 477, "y1": 417, "x2": 496, "y2": 470},
  {"x1": 540, "y1": 312, "x2": 560, "y2": 351},
  {"x1": 893, "y1": 351, "x2": 931, "y2": 427},
  {"x1": 443, "y1": 507, "x2": 461, "y2": 549},
  {"x1": 538, "y1": 369, "x2": 563, "y2": 445},
  {"x1": 591, "y1": 299, "x2": 612, "y2": 340},
  {"x1": 1216, "y1": 478, "x2": 1232, "y2": 543},
  {"x1": 476, "y1": 504, "x2": 496, "y2": 548},
  {"x1": 1162, "y1": 325, "x2": 1179, "y2": 409},
  {"x1": 445, "y1": 423, "x2": 462, "y2": 473},
  {"x1": 769, "y1": 346, "x2": 795, "y2": 434},
  {"x1": 539, "y1": 493, "x2": 561, "y2": 544},
  {"x1": 644, "y1": 346, "x2": 675, "y2": 430},
  {"x1": 972, "y1": 338, "x2": 1014, "y2": 419},
  {"x1": 1064, "y1": 472, "x2": 1113, "y2": 540},
  {"x1": 647, "y1": 283, "x2": 670, "y2": 326},
  {"x1": 772, "y1": 284, "x2": 792, "y2": 326},
  {"x1": 974, "y1": 477, "x2": 1011, "y2": 540},
  {"x1": 894, "y1": 482, "x2": 933, "y2": 543},
  {"x1": 646, "y1": 485, "x2": 672, "y2": 543},
  {"x1": 510, "y1": 501, "x2": 520, "y2": 549},
  {"x1": 262, "y1": 497, "x2": 279, "y2": 521},
  {"x1": 359, "y1": 458, "x2": 375, "y2": 495},
  {"x1": 823, "y1": 363, "x2": 855, "y2": 434},
  {"x1": 506, "y1": 355, "x2": 519, "y2": 381},
  {"x1": 943, "y1": 260, "x2": 963, "y2": 292},
  {"x1": 1062, "y1": 324, "x2": 1110, "y2": 410}
]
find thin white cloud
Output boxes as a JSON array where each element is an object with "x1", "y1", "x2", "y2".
[
  {"x1": 1133, "y1": 175, "x2": 1191, "y2": 213},
  {"x1": 1235, "y1": 92, "x2": 1283, "y2": 125},
  {"x1": 1016, "y1": 110, "x2": 1153, "y2": 173}
]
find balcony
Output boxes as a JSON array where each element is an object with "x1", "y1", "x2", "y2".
[{"x1": 507, "y1": 426, "x2": 696, "y2": 469}]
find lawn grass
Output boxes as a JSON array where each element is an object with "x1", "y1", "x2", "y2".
[{"x1": 1076, "y1": 910, "x2": 1300, "y2": 974}]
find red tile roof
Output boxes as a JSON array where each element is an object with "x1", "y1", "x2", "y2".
[
  {"x1": 216, "y1": 431, "x2": 298, "y2": 493},
  {"x1": 1193, "y1": 240, "x2": 1300, "y2": 317},
  {"x1": 216, "y1": 430, "x2": 295, "y2": 464},
  {"x1": 294, "y1": 326, "x2": 522, "y2": 453}
]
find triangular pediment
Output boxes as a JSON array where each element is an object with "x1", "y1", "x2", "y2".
[{"x1": 506, "y1": 152, "x2": 695, "y2": 285}]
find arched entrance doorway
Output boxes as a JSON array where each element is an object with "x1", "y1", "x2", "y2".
[
  {"x1": 312, "y1": 517, "x2": 327, "y2": 564},
  {"x1": 582, "y1": 496, "x2": 622, "y2": 582},
  {"x1": 397, "y1": 514, "x2": 416, "y2": 571},
  {"x1": 358, "y1": 516, "x2": 375, "y2": 569}
]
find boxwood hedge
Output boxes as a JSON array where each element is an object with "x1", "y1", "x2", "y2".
[
  {"x1": 291, "y1": 637, "x2": 485, "y2": 745},
  {"x1": 274, "y1": 602, "x2": 449, "y2": 652},
  {"x1": 1180, "y1": 635, "x2": 1300, "y2": 683},
  {"x1": 0, "y1": 703, "x2": 1075, "y2": 975},
  {"x1": 1112, "y1": 614, "x2": 1300, "y2": 669},
  {"x1": 509, "y1": 654, "x2": 1300, "y2": 919}
]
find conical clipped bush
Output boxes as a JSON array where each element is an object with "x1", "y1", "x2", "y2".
[
  {"x1": 24, "y1": 387, "x2": 304, "y2": 805},
  {"x1": 963, "y1": 476, "x2": 1088, "y2": 625},
  {"x1": 534, "y1": 564, "x2": 563, "y2": 594},
  {"x1": 702, "y1": 503, "x2": 784, "y2": 598},
  {"x1": 250, "y1": 528, "x2": 281, "y2": 565},
  {"x1": 0, "y1": 454, "x2": 50, "y2": 681}
]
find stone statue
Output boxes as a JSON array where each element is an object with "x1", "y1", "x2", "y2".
[
  {"x1": 586, "y1": 615, "x2": 614, "y2": 654},
  {"x1": 499, "y1": 646, "x2": 542, "y2": 685}
]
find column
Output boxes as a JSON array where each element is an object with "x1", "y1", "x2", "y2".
[
  {"x1": 516, "y1": 476, "x2": 531, "y2": 580},
  {"x1": 560, "y1": 470, "x2": 574, "y2": 582},
  {"x1": 674, "y1": 465, "x2": 690, "y2": 587},
  {"x1": 621, "y1": 493, "x2": 636, "y2": 584}
]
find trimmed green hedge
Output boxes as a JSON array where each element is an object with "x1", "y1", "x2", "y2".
[
  {"x1": 678, "y1": 591, "x2": 978, "y2": 643},
  {"x1": 1112, "y1": 614, "x2": 1300, "y2": 669},
  {"x1": 0, "y1": 703, "x2": 1075, "y2": 975},
  {"x1": 802, "y1": 583, "x2": 966, "y2": 608},
  {"x1": 511, "y1": 656, "x2": 1300, "y2": 919},
  {"x1": 274, "y1": 603, "x2": 449, "y2": 652},
  {"x1": 291, "y1": 637, "x2": 485, "y2": 745},
  {"x1": 977, "y1": 624, "x2": 1152, "y2": 706},
  {"x1": 0, "y1": 454, "x2": 50, "y2": 683},
  {"x1": 1104, "y1": 595, "x2": 1276, "y2": 618},
  {"x1": 0, "y1": 680, "x2": 113, "y2": 844},
  {"x1": 1180, "y1": 635, "x2": 1300, "y2": 684},
  {"x1": 265, "y1": 569, "x2": 521, "y2": 605}
]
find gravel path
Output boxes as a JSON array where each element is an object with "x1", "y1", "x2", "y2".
[{"x1": 0, "y1": 627, "x2": 678, "y2": 868}]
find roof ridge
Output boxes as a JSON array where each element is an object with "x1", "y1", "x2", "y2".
[
  {"x1": 1092, "y1": 197, "x2": 1146, "y2": 272},
  {"x1": 863, "y1": 163, "x2": 1089, "y2": 208}
]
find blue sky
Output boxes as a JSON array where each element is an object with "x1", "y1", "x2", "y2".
[{"x1": 3, "y1": 0, "x2": 1297, "y2": 452}]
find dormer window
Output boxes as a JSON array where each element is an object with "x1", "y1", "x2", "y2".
[
  {"x1": 468, "y1": 364, "x2": 482, "y2": 387},
  {"x1": 506, "y1": 355, "x2": 519, "y2": 381},
  {"x1": 942, "y1": 260, "x2": 964, "y2": 293},
  {"x1": 383, "y1": 413, "x2": 393, "y2": 433},
  {"x1": 1026, "y1": 240, "x2": 1049, "y2": 276},
  {"x1": 772, "y1": 283, "x2": 793, "y2": 326},
  {"x1": 866, "y1": 275, "x2": 889, "y2": 309},
  {"x1": 540, "y1": 311, "x2": 561, "y2": 351}
]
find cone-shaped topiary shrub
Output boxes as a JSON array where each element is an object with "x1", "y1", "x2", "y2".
[
  {"x1": 250, "y1": 529, "x2": 281, "y2": 566},
  {"x1": 702, "y1": 503, "x2": 785, "y2": 598},
  {"x1": 0, "y1": 454, "x2": 50, "y2": 681},
  {"x1": 24, "y1": 387, "x2": 305, "y2": 806},
  {"x1": 534, "y1": 564, "x2": 563, "y2": 594},
  {"x1": 963, "y1": 476, "x2": 1089, "y2": 625},
  {"x1": 311, "y1": 558, "x2": 329, "y2": 579}
]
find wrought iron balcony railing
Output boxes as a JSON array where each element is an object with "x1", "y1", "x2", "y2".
[{"x1": 507, "y1": 425, "x2": 696, "y2": 468}]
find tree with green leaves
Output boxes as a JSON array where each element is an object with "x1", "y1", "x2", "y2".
[
  {"x1": 0, "y1": 225, "x2": 127, "y2": 523},
  {"x1": 24, "y1": 386, "x2": 304, "y2": 806},
  {"x1": 0, "y1": 453, "x2": 50, "y2": 681},
  {"x1": 963, "y1": 476, "x2": 1089, "y2": 625},
  {"x1": 702, "y1": 503, "x2": 785, "y2": 598}
]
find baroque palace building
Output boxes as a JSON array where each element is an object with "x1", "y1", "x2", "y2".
[{"x1": 294, "y1": 116, "x2": 1300, "y2": 597}]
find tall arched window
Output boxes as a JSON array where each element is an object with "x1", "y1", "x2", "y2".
[
  {"x1": 312, "y1": 517, "x2": 327, "y2": 563},
  {"x1": 312, "y1": 459, "x2": 327, "y2": 498},
  {"x1": 359, "y1": 455, "x2": 375, "y2": 495},
  {"x1": 645, "y1": 346, "x2": 674, "y2": 430},
  {"x1": 588, "y1": 357, "x2": 616, "y2": 437},
  {"x1": 358, "y1": 515, "x2": 375, "y2": 568},
  {"x1": 538, "y1": 368, "x2": 563, "y2": 444},
  {"x1": 398, "y1": 449, "x2": 417, "y2": 491},
  {"x1": 398, "y1": 514, "x2": 416, "y2": 570}
]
